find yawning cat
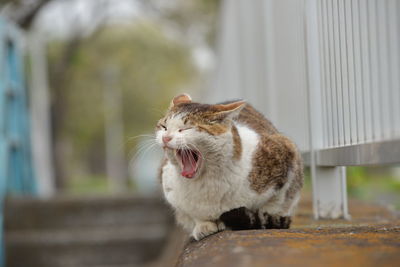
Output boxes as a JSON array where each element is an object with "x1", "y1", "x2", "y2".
[{"x1": 157, "y1": 94, "x2": 303, "y2": 240}]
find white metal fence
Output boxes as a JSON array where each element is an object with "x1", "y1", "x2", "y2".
[
  {"x1": 313, "y1": 0, "x2": 400, "y2": 147},
  {"x1": 210, "y1": 0, "x2": 400, "y2": 219}
]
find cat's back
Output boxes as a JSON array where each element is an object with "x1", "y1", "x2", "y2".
[
  {"x1": 223, "y1": 101, "x2": 278, "y2": 135},
  {"x1": 226, "y1": 101, "x2": 303, "y2": 195}
]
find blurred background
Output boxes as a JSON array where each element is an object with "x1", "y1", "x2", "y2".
[
  {"x1": 0, "y1": 0, "x2": 397, "y2": 204},
  {"x1": 2, "y1": 0, "x2": 221, "y2": 196},
  {"x1": 0, "y1": 0, "x2": 399, "y2": 266},
  {"x1": 1, "y1": 1, "x2": 223, "y2": 266}
]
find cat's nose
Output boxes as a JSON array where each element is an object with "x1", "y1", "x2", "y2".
[{"x1": 162, "y1": 135, "x2": 173, "y2": 144}]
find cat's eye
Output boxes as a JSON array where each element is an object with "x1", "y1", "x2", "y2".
[
  {"x1": 160, "y1": 124, "x2": 167, "y2": 130},
  {"x1": 178, "y1": 127, "x2": 192, "y2": 132}
]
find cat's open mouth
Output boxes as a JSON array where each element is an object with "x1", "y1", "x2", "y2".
[{"x1": 175, "y1": 148, "x2": 202, "y2": 179}]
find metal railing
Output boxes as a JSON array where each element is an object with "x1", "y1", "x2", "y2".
[
  {"x1": 310, "y1": 0, "x2": 400, "y2": 148},
  {"x1": 210, "y1": 0, "x2": 400, "y2": 219}
]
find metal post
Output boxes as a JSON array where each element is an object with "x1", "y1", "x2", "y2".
[
  {"x1": 313, "y1": 166, "x2": 349, "y2": 219},
  {"x1": 305, "y1": 0, "x2": 349, "y2": 219}
]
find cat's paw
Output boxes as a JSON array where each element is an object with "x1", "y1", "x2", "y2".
[
  {"x1": 192, "y1": 221, "x2": 219, "y2": 240},
  {"x1": 217, "y1": 220, "x2": 226, "y2": 231},
  {"x1": 260, "y1": 212, "x2": 292, "y2": 229}
]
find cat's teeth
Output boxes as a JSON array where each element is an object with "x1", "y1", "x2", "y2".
[{"x1": 175, "y1": 148, "x2": 202, "y2": 179}]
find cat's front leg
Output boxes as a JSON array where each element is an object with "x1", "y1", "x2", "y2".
[
  {"x1": 175, "y1": 210, "x2": 195, "y2": 232},
  {"x1": 192, "y1": 220, "x2": 225, "y2": 240}
]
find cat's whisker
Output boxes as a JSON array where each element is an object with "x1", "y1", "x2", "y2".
[
  {"x1": 129, "y1": 138, "x2": 157, "y2": 156},
  {"x1": 126, "y1": 134, "x2": 156, "y2": 145},
  {"x1": 128, "y1": 134, "x2": 156, "y2": 140},
  {"x1": 128, "y1": 143, "x2": 158, "y2": 169},
  {"x1": 131, "y1": 143, "x2": 158, "y2": 164},
  {"x1": 125, "y1": 134, "x2": 156, "y2": 147},
  {"x1": 130, "y1": 139, "x2": 158, "y2": 161}
]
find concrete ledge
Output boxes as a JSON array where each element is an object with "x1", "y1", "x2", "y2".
[
  {"x1": 177, "y1": 225, "x2": 400, "y2": 267},
  {"x1": 172, "y1": 198, "x2": 400, "y2": 267}
]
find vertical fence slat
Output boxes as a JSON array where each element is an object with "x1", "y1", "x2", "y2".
[
  {"x1": 377, "y1": 0, "x2": 392, "y2": 140},
  {"x1": 359, "y1": 0, "x2": 374, "y2": 142},
  {"x1": 338, "y1": 0, "x2": 351, "y2": 145},
  {"x1": 333, "y1": 0, "x2": 345, "y2": 146},
  {"x1": 352, "y1": 0, "x2": 365, "y2": 143},
  {"x1": 345, "y1": 0, "x2": 358, "y2": 144},
  {"x1": 398, "y1": 0, "x2": 400, "y2": 137},
  {"x1": 367, "y1": 0, "x2": 382, "y2": 141},
  {"x1": 328, "y1": 0, "x2": 338, "y2": 146},
  {"x1": 388, "y1": 0, "x2": 400, "y2": 138},
  {"x1": 317, "y1": 0, "x2": 328, "y2": 147},
  {"x1": 321, "y1": 0, "x2": 332, "y2": 147}
]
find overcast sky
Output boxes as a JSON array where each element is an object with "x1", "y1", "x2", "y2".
[{"x1": 34, "y1": 0, "x2": 140, "y2": 39}]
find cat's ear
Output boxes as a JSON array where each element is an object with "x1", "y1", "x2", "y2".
[
  {"x1": 212, "y1": 101, "x2": 246, "y2": 121},
  {"x1": 169, "y1": 93, "x2": 192, "y2": 108}
]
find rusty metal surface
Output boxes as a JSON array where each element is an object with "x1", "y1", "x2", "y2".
[{"x1": 177, "y1": 198, "x2": 400, "y2": 267}]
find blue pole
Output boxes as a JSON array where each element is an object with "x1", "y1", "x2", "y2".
[{"x1": 0, "y1": 17, "x2": 37, "y2": 267}]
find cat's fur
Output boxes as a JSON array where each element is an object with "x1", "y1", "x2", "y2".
[{"x1": 156, "y1": 94, "x2": 303, "y2": 240}]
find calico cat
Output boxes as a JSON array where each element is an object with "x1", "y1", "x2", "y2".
[{"x1": 156, "y1": 94, "x2": 303, "y2": 240}]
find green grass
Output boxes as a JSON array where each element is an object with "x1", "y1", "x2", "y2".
[{"x1": 65, "y1": 174, "x2": 136, "y2": 195}]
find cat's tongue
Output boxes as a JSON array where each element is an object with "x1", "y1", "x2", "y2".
[{"x1": 181, "y1": 153, "x2": 197, "y2": 179}]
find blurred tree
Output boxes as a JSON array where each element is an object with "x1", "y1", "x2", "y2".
[
  {"x1": 0, "y1": 0, "x2": 52, "y2": 29},
  {"x1": 141, "y1": 0, "x2": 222, "y2": 47},
  {"x1": 48, "y1": 21, "x2": 197, "y2": 188},
  {"x1": 46, "y1": 0, "x2": 110, "y2": 189}
]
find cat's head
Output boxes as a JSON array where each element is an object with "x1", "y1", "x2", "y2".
[{"x1": 156, "y1": 94, "x2": 245, "y2": 179}]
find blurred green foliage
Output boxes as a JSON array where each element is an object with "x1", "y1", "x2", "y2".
[
  {"x1": 347, "y1": 166, "x2": 400, "y2": 209},
  {"x1": 67, "y1": 174, "x2": 109, "y2": 195}
]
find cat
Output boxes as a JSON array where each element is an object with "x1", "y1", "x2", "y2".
[{"x1": 156, "y1": 94, "x2": 303, "y2": 240}]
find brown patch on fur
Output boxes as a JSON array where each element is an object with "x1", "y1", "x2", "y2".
[
  {"x1": 172, "y1": 103, "x2": 232, "y2": 135},
  {"x1": 283, "y1": 155, "x2": 304, "y2": 209},
  {"x1": 231, "y1": 124, "x2": 242, "y2": 160},
  {"x1": 235, "y1": 103, "x2": 278, "y2": 135},
  {"x1": 214, "y1": 101, "x2": 245, "y2": 112},
  {"x1": 196, "y1": 123, "x2": 229, "y2": 135},
  {"x1": 170, "y1": 102, "x2": 242, "y2": 123},
  {"x1": 248, "y1": 134, "x2": 298, "y2": 194},
  {"x1": 169, "y1": 102, "x2": 214, "y2": 115}
]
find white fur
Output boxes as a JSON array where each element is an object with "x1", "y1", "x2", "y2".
[{"x1": 162, "y1": 123, "x2": 261, "y2": 218}]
